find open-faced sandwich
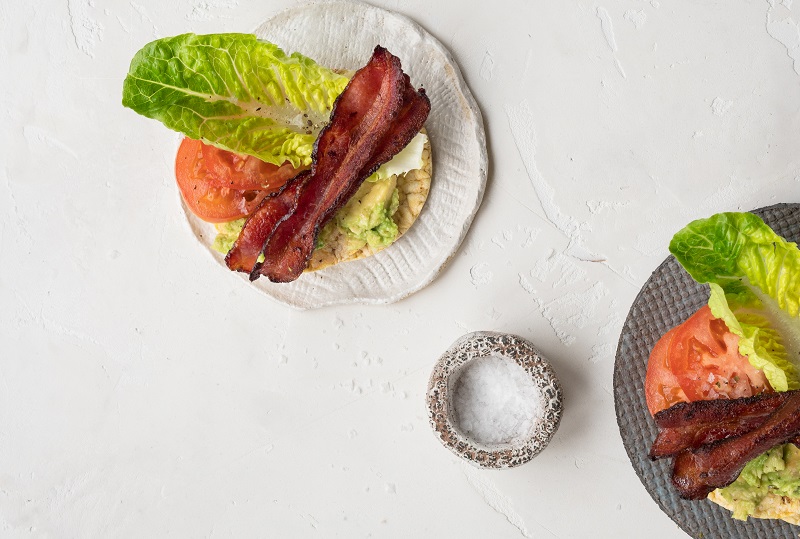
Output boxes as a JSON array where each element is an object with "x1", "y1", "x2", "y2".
[
  {"x1": 122, "y1": 33, "x2": 431, "y2": 283},
  {"x1": 645, "y1": 211, "x2": 800, "y2": 524}
]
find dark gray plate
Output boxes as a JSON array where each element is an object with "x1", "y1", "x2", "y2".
[{"x1": 613, "y1": 203, "x2": 800, "y2": 538}]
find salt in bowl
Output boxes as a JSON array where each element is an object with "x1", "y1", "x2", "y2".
[{"x1": 426, "y1": 331, "x2": 563, "y2": 469}]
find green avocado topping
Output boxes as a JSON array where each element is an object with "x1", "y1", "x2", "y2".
[
  {"x1": 335, "y1": 176, "x2": 400, "y2": 251},
  {"x1": 717, "y1": 444, "x2": 800, "y2": 520},
  {"x1": 212, "y1": 218, "x2": 247, "y2": 255}
]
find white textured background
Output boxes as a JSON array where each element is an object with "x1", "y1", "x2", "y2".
[{"x1": 2, "y1": 0, "x2": 799, "y2": 537}]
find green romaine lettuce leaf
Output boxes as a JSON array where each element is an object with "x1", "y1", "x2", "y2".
[
  {"x1": 708, "y1": 283, "x2": 798, "y2": 391},
  {"x1": 670, "y1": 212, "x2": 800, "y2": 390},
  {"x1": 371, "y1": 133, "x2": 428, "y2": 182},
  {"x1": 122, "y1": 33, "x2": 349, "y2": 168}
]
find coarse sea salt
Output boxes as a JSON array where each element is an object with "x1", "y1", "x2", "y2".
[{"x1": 451, "y1": 355, "x2": 543, "y2": 445}]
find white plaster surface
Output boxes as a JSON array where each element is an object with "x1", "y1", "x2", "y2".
[{"x1": 1, "y1": 0, "x2": 799, "y2": 537}]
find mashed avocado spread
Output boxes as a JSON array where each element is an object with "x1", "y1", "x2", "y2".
[
  {"x1": 320, "y1": 175, "x2": 400, "y2": 252},
  {"x1": 212, "y1": 218, "x2": 247, "y2": 255},
  {"x1": 717, "y1": 444, "x2": 800, "y2": 520}
]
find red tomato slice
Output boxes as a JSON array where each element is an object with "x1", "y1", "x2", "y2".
[
  {"x1": 175, "y1": 138, "x2": 271, "y2": 223},
  {"x1": 645, "y1": 306, "x2": 772, "y2": 416},
  {"x1": 201, "y1": 142, "x2": 302, "y2": 191},
  {"x1": 669, "y1": 305, "x2": 771, "y2": 402},
  {"x1": 645, "y1": 325, "x2": 688, "y2": 416}
]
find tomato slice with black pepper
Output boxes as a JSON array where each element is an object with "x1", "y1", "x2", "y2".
[
  {"x1": 175, "y1": 138, "x2": 277, "y2": 223},
  {"x1": 201, "y1": 142, "x2": 302, "y2": 191},
  {"x1": 645, "y1": 305, "x2": 772, "y2": 415},
  {"x1": 669, "y1": 305, "x2": 770, "y2": 402}
]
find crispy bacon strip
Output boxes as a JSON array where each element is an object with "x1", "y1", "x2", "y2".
[
  {"x1": 224, "y1": 172, "x2": 309, "y2": 273},
  {"x1": 649, "y1": 392, "x2": 795, "y2": 459},
  {"x1": 653, "y1": 417, "x2": 776, "y2": 459},
  {"x1": 257, "y1": 47, "x2": 430, "y2": 283},
  {"x1": 653, "y1": 393, "x2": 789, "y2": 428},
  {"x1": 365, "y1": 74, "x2": 431, "y2": 176},
  {"x1": 671, "y1": 391, "x2": 800, "y2": 499},
  {"x1": 327, "y1": 75, "x2": 431, "y2": 219}
]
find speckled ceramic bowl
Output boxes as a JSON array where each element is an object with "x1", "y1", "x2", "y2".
[{"x1": 426, "y1": 331, "x2": 563, "y2": 469}]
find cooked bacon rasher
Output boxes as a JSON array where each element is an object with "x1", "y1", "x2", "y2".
[
  {"x1": 225, "y1": 46, "x2": 430, "y2": 282},
  {"x1": 647, "y1": 390, "x2": 800, "y2": 500},
  {"x1": 649, "y1": 391, "x2": 800, "y2": 459},
  {"x1": 670, "y1": 391, "x2": 800, "y2": 500},
  {"x1": 224, "y1": 171, "x2": 309, "y2": 274}
]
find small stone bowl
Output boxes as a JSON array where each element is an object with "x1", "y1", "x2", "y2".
[{"x1": 426, "y1": 331, "x2": 563, "y2": 469}]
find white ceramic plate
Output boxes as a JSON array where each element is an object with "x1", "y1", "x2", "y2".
[{"x1": 183, "y1": 0, "x2": 487, "y2": 309}]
